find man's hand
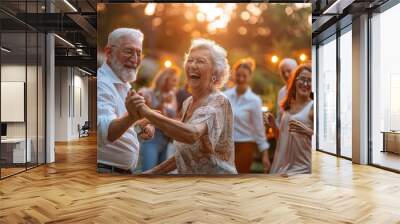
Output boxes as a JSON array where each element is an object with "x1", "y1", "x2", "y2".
[
  {"x1": 125, "y1": 90, "x2": 143, "y2": 122},
  {"x1": 126, "y1": 91, "x2": 152, "y2": 118},
  {"x1": 262, "y1": 150, "x2": 271, "y2": 173}
]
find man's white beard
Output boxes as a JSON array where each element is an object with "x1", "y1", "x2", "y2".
[{"x1": 110, "y1": 57, "x2": 138, "y2": 83}]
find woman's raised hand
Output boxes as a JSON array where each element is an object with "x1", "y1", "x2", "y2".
[
  {"x1": 288, "y1": 120, "x2": 313, "y2": 137},
  {"x1": 135, "y1": 118, "x2": 155, "y2": 140}
]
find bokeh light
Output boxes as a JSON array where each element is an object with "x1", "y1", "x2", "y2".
[
  {"x1": 285, "y1": 6, "x2": 294, "y2": 16},
  {"x1": 271, "y1": 55, "x2": 279, "y2": 64},
  {"x1": 164, "y1": 60, "x2": 172, "y2": 68},
  {"x1": 238, "y1": 26, "x2": 247, "y2": 35},
  {"x1": 194, "y1": 3, "x2": 236, "y2": 33},
  {"x1": 196, "y1": 12, "x2": 206, "y2": 22},
  {"x1": 299, "y1": 53, "x2": 307, "y2": 62},
  {"x1": 152, "y1": 17, "x2": 162, "y2": 27},
  {"x1": 144, "y1": 3, "x2": 156, "y2": 16},
  {"x1": 240, "y1": 11, "x2": 250, "y2": 21}
]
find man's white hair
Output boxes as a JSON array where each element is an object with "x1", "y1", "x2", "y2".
[
  {"x1": 279, "y1": 58, "x2": 298, "y2": 70},
  {"x1": 184, "y1": 38, "x2": 230, "y2": 89},
  {"x1": 107, "y1": 28, "x2": 144, "y2": 46}
]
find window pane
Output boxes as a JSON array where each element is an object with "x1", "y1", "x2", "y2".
[
  {"x1": 340, "y1": 29, "x2": 352, "y2": 158},
  {"x1": 318, "y1": 37, "x2": 337, "y2": 154},
  {"x1": 38, "y1": 33, "x2": 45, "y2": 165},
  {"x1": 1, "y1": 31, "x2": 27, "y2": 177},
  {"x1": 371, "y1": 4, "x2": 400, "y2": 171},
  {"x1": 27, "y1": 31, "x2": 38, "y2": 169}
]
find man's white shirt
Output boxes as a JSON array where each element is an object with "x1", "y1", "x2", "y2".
[{"x1": 97, "y1": 63, "x2": 139, "y2": 170}]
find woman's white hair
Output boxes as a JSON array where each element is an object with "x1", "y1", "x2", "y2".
[
  {"x1": 107, "y1": 28, "x2": 144, "y2": 47},
  {"x1": 184, "y1": 38, "x2": 230, "y2": 89}
]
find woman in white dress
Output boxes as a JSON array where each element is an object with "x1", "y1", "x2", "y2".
[{"x1": 265, "y1": 64, "x2": 313, "y2": 175}]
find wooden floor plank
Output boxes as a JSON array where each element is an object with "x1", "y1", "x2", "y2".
[{"x1": 0, "y1": 135, "x2": 400, "y2": 223}]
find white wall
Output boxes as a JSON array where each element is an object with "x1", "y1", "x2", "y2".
[
  {"x1": 72, "y1": 73, "x2": 89, "y2": 138},
  {"x1": 1, "y1": 65, "x2": 34, "y2": 138},
  {"x1": 1, "y1": 65, "x2": 26, "y2": 143},
  {"x1": 54, "y1": 66, "x2": 69, "y2": 141},
  {"x1": 1, "y1": 64, "x2": 46, "y2": 164},
  {"x1": 54, "y1": 67, "x2": 89, "y2": 141}
]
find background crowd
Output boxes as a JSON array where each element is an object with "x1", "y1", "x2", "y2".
[{"x1": 97, "y1": 3, "x2": 312, "y2": 174}]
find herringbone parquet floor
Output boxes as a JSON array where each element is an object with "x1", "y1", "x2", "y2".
[{"x1": 1, "y1": 135, "x2": 400, "y2": 223}]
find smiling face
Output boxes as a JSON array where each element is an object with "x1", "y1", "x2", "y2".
[
  {"x1": 295, "y1": 69, "x2": 312, "y2": 98},
  {"x1": 234, "y1": 66, "x2": 251, "y2": 89},
  {"x1": 106, "y1": 36, "x2": 143, "y2": 83},
  {"x1": 184, "y1": 48, "x2": 214, "y2": 94}
]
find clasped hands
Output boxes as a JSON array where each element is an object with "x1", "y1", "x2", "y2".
[{"x1": 125, "y1": 90, "x2": 154, "y2": 140}]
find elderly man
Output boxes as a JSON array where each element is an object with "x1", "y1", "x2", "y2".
[
  {"x1": 276, "y1": 58, "x2": 298, "y2": 124},
  {"x1": 97, "y1": 28, "x2": 154, "y2": 174}
]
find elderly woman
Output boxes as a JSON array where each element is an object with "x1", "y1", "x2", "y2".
[{"x1": 126, "y1": 38, "x2": 237, "y2": 174}]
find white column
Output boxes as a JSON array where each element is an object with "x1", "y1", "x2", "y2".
[
  {"x1": 352, "y1": 14, "x2": 369, "y2": 164},
  {"x1": 46, "y1": 33, "x2": 55, "y2": 163},
  {"x1": 312, "y1": 45, "x2": 317, "y2": 150},
  {"x1": 45, "y1": 0, "x2": 56, "y2": 163}
]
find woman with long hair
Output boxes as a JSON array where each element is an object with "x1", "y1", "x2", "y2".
[
  {"x1": 265, "y1": 64, "x2": 313, "y2": 175},
  {"x1": 138, "y1": 67, "x2": 180, "y2": 171}
]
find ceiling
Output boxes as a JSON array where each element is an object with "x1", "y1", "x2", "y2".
[
  {"x1": 0, "y1": 0, "x2": 97, "y2": 73},
  {"x1": 1, "y1": 0, "x2": 396, "y2": 73},
  {"x1": 312, "y1": 0, "x2": 390, "y2": 44}
]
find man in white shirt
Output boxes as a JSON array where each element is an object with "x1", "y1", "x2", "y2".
[
  {"x1": 97, "y1": 28, "x2": 154, "y2": 174},
  {"x1": 276, "y1": 58, "x2": 298, "y2": 124}
]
